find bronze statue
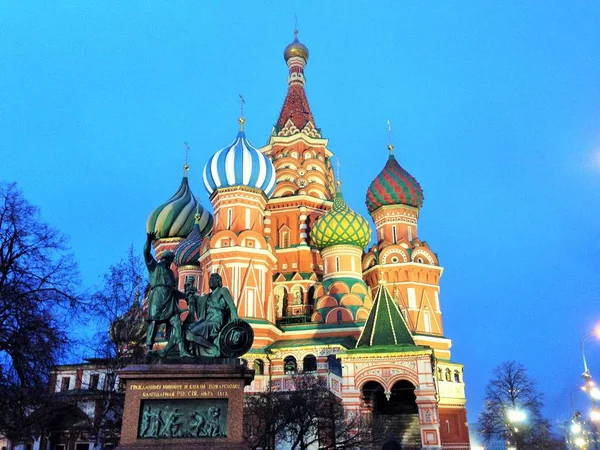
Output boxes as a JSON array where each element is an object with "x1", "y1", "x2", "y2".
[
  {"x1": 144, "y1": 231, "x2": 192, "y2": 358},
  {"x1": 183, "y1": 273, "x2": 254, "y2": 358},
  {"x1": 185, "y1": 273, "x2": 241, "y2": 357}
]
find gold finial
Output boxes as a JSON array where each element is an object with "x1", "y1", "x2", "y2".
[
  {"x1": 239, "y1": 94, "x2": 246, "y2": 131},
  {"x1": 387, "y1": 120, "x2": 394, "y2": 154},
  {"x1": 378, "y1": 269, "x2": 386, "y2": 285},
  {"x1": 294, "y1": 15, "x2": 299, "y2": 39},
  {"x1": 184, "y1": 142, "x2": 191, "y2": 175}
]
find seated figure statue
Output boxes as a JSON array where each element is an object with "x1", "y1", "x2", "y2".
[{"x1": 184, "y1": 273, "x2": 243, "y2": 357}]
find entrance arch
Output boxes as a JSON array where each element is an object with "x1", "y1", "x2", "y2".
[{"x1": 360, "y1": 379, "x2": 422, "y2": 448}]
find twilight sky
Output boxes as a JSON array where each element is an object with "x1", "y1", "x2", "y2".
[{"x1": 1, "y1": 1, "x2": 599, "y2": 425}]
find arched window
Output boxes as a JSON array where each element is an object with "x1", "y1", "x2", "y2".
[
  {"x1": 284, "y1": 356, "x2": 297, "y2": 375},
  {"x1": 303, "y1": 355, "x2": 317, "y2": 373},
  {"x1": 337, "y1": 310, "x2": 343, "y2": 324},
  {"x1": 392, "y1": 226, "x2": 397, "y2": 244},
  {"x1": 437, "y1": 367, "x2": 443, "y2": 381},
  {"x1": 454, "y1": 370, "x2": 461, "y2": 383},
  {"x1": 445, "y1": 368, "x2": 452, "y2": 382},
  {"x1": 253, "y1": 359, "x2": 265, "y2": 376}
]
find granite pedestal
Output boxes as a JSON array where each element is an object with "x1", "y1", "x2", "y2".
[{"x1": 117, "y1": 359, "x2": 254, "y2": 449}]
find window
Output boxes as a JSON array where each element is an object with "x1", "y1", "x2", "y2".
[
  {"x1": 76, "y1": 444, "x2": 89, "y2": 450},
  {"x1": 253, "y1": 359, "x2": 265, "y2": 375},
  {"x1": 335, "y1": 257, "x2": 340, "y2": 272},
  {"x1": 105, "y1": 373, "x2": 116, "y2": 391},
  {"x1": 408, "y1": 226, "x2": 413, "y2": 241},
  {"x1": 392, "y1": 226, "x2": 397, "y2": 244},
  {"x1": 284, "y1": 356, "x2": 297, "y2": 375},
  {"x1": 445, "y1": 369, "x2": 452, "y2": 382},
  {"x1": 60, "y1": 377, "x2": 71, "y2": 392},
  {"x1": 423, "y1": 309, "x2": 432, "y2": 333},
  {"x1": 89, "y1": 374, "x2": 99, "y2": 390},
  {"x1": 245, "y1": 208, "x2": 251, "y2": 229},
  {"x1": 437, "y1": 367, "x2": 443, "y2": 381},
  {"x1": 303, "y1": 355, "x2": 317, "y2": 373},
  {"x1": 454, "y1": 371, "x2": 461, "y2": 383},
  {"x1": 227, "y1": 208, "x2": 232, "y2": 229},
  {"x1": 281, "y1": 231, "x2": 289, "y2": 248},
  {"x1": 337, "y1": 310, "x2": 343, "y2": 324}
]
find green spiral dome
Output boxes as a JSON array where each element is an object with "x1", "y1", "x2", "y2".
[{"x1": 311, "y1": 189, "x2": 371, "y2": 249}]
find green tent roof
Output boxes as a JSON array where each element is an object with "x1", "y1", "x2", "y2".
[{"x1": 356, "y1": 282, "x2": 416, "y2": 348}]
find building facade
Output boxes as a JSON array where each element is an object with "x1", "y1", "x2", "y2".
[{"x1": 144, "y1": 31, "x2": 470, "y2": 449}]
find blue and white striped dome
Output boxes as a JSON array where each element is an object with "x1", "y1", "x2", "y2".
[{"x1": 203, "y1": 129, "x2": 276, "y2": 198}]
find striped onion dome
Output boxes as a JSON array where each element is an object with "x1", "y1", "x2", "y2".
[
  {"x1": 174, "y1": 212, "x2": 207, "y2": 266},
  {"x1": 203, "y1": 120, "x2": 276, "y2": 198},
  {"x1": 366, "y1": 146, "x2": 424, "y2": 213},
  {"x1": 311, "y1": 185, "x2": 371, "y2": 250},
  {"x1": 146, "y1": 167, "x2": 214, "y2": 239}
]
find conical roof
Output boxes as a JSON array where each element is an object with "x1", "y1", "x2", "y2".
[{"x1": 356, "y1": 281, "x2": 415, "y2": 348}]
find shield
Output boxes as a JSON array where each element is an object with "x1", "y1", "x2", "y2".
[{"x1": 218, "y1": 320, "x2": 254, "y2": 358}]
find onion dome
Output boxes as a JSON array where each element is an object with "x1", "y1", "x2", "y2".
[
  {"x1": 146, "y1": 165, "x2": 213, "y2": 239},
  {"x1": 174, "y1": 210, "x2": 209, "y2": 266},
  {"x1": 284, "y1": 29, "x2": 309, "y2": 62},
  {"x1": 203, "y1": 119, "x2": 276, "y2": 198},
  {"x1": 109, "y1": 295, "x2": 146, "y2": 346},
  {"x1": 366, "y1": 145, "x2": 424, "y2": 213},
  {"x1": 311, "y1": 184, "x2": 371, "y2": 249}
]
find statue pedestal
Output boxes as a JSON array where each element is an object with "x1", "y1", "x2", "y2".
[{"x1": 117, "y1": 360, "x2": 254, "y2": 449}]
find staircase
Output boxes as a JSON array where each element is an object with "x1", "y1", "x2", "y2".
[{"x1": 370, "y1": 414, "x2": 422, "y2": 450}]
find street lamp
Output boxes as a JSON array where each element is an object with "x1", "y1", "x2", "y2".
[{"x1": 506, "y1": 408, "x2": 527, "y2": 450}]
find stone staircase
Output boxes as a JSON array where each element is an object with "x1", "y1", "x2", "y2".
[{"x1": 370, "y1": 414, "x2": 422, "y2": 449}]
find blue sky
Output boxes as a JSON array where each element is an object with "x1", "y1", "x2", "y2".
[{"x1": 1, "y1": 2, "x2": 600, "y2": 424}]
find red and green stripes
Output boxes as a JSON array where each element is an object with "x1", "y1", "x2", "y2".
[{"x1": 366, "y1": 154, "x2": 424, "y2": 213}]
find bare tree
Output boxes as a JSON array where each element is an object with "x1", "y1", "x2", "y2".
[
  {"x1": 0, "y1": 181, "x2": 81, "y2": 439},
  {"x1": 244, "y1": 373, "x2": 374, "y2": 450},
  {"x1": 80, "y1": 245, "x2": 148, "y2": 449},
  {"x1": 478, "y1": 361, "x2": 560, "y2": 450}
]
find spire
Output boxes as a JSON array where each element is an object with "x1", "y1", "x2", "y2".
[
  {"x1": 356, "y1": 282, "x2": 416, "y2": 348},
  {"x1": 184, "y1": 142, "x2": 191, "y2": 176},
  {"x1": 387, "y1": 120, "x2": 394, "y2": 155},
  {"x1": 239, "y1": 94, "x2": 246, "y2": 131},
  {"x1": 275, "y1": 29, "x2": 319, "y2": 138}
]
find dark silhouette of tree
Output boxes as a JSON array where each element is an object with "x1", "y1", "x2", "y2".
[
  {"x1": 0, "y1": 181, "x2": 81, "y2": 438},
  {"x1": 244, "y1": 373, "x2": 374, "y2": 450},
  {"x1": 478, "y1": 361, "x2": 562, "y2": 450},
  {"x1": 78, "y1": 245, "x2": 148, "y2": 449}
]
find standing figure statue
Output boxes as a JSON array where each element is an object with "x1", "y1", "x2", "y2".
[
  {"x1": 185, "y1": 273, "x2": 242, "y2": 357},
  {"x1": 144, "y1": 231, "x2": 192, "y2": 358}
]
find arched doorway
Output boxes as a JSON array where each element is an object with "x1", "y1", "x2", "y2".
[{"x1": 361, "y1": 379, "x2": 422, "y2": 449}]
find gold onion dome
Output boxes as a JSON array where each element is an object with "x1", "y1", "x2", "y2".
[
  {"x1": 284, "y1": 30, "x2": 309, "y2": 62},
  {"x1": 311, "y1": 184, "x2": 371, "y2": 249}
]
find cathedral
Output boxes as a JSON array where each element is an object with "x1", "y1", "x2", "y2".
[{"x1": 145, "y1": 31, "x2": 470, "y2": 449}]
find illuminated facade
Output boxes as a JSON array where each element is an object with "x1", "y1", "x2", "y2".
[{"x1": 146, "y1": 30, "x2": 470, "y2": 449}]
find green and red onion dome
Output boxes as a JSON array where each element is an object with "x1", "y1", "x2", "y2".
[
  {"x1": 174, "y1": 212, "x2": 209, "y2": 266},
  {"x1": 311, "y1": 185, "x2": 371, "y2": 250},
  {"x1": 366, "y1": 147, "x2": 424, "y2": 213},
  {"x1": 146, "y1": 168, "x2": 213, "y2": 239}
]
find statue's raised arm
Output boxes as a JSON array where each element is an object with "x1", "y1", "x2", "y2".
[{"x1": 144, "y1": 231, "x2": 158, "y2": 270}]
